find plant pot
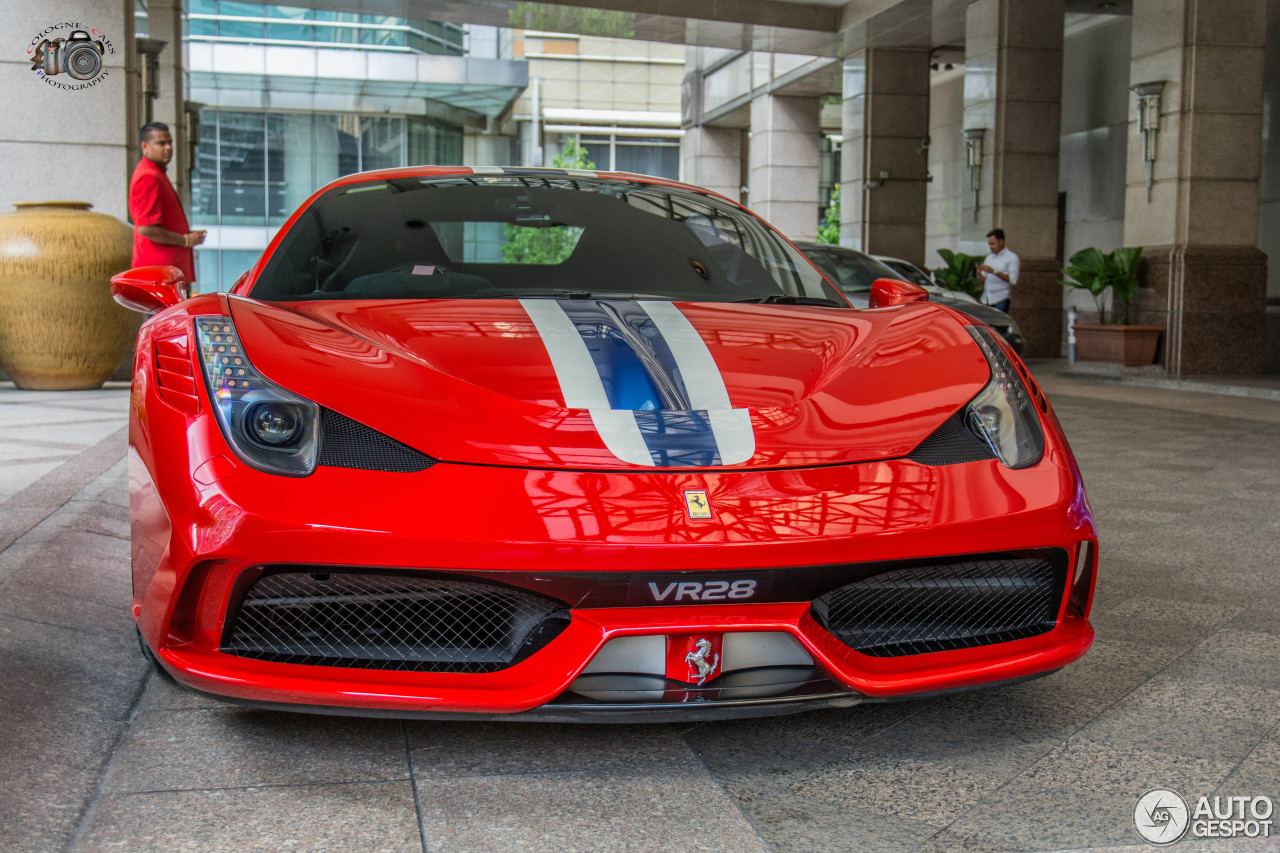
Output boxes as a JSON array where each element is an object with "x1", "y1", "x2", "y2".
[
  {"x1": 1072, "y1": 323, "x2": 1164, "y2": 366},
  {"x1": 0, "y1": 201, "x2": 140, "y2": 390}
]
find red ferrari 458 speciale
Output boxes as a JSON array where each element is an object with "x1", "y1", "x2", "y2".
[{"x1": 112, "y1": 166, "x2": 1097, "y2": 721}]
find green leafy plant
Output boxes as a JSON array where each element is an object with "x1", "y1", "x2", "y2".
[
  {"x1": 932, "y1": 249, "x2": 984, "y2": 299},
  {"x1": 816, "y1": 183, "x2": 840, "y2": 245},
  {"x1": 1059, "y1": 246, "x2": 1144, "y2": 324},
  {"x1": 500, "y1": 140, "x2": 595, "y2": 264}
]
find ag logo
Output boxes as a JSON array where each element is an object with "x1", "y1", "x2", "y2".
[
  {"x1": 684, "y1": 489, "x2": 711, "y2": 519},
  {"x1": 1134, "y1": 788, "x2": 1189, "y2": 845}
]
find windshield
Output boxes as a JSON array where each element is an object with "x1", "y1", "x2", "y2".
[
  {"x1": 251, "y1": 174, "x2": 842, "y2": 304},
  {"x1": 799, "y1": 247, "x2": 905, "y2": 294}
]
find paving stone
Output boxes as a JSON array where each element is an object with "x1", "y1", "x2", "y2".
[
  {"x1": 102, "y1": 707, "x2": 408, "y2": 793},
  {"x1": 413, "y1": 764, "x2": 769, "y2": 853},
  {"x1": 73, "y1": 781, "x2": 422, "y2": 853},
  {"x1": 946, "y1": 737, "x2": 1236, "y2": 850},
  {"x1": 738, "y1": 797, "x2": 941, "y2": 853},
  {"x1": 405, "y1": 720, "x2": 690, "y2": 777}
]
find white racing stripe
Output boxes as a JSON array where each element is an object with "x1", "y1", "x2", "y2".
[
  {"x1": 639, "y1": 301, "x2": 756, "y2": 465},
  {"x1": 520, "y1": 299, "x2": 653, "y2": 466}
]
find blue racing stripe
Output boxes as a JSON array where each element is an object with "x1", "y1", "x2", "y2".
[
  {"x1": 558, "y1": 301, "x2": 662, "y2": 411},
  {"x1": 632, "y1": 411, "x2": 722, "y2": 467},
  {"x1": 555, "y1": 300, "x2": 721, "y2": 467}
]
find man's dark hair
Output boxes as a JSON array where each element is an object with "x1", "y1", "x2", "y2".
[
  {"x1": 140, "y1": 122, "x2": 170, "y2": 144},
  {"x1": 986, "y1": 228, "x2": 1005, "y2": 241}
]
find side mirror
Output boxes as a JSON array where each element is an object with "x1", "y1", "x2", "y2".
[
  {"x1": 110, "y1": 266, "x2": 187, "y2": 314},
  {"x1": 869, "y1": 277, "x2": 929, "y2": 309}
]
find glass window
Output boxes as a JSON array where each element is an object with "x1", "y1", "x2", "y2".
[
  {"x1": 274, "y1": 113, "x2": 323, "y2": 225},
  {"x1": 217, "y1": 2, "x2": 265, "y2": 39},
  {"x1": 190, "y1": 111, "x2": 219, "y2": 226},
  {"x1": 360, "y1": 117, "x2": 404, "y2": 172},
  {"x1": 802, "y1": 248, "x2": 901, "y2": 293},
  {"x1": 252, "y1": 177, "x2": 841, "y2": 304},
  {"x1": 408, "y1": 119, "x2": 463, "y2": 166},
  {"x1": 615, "y1": 143, "x2": 679, "y2": 180},
  {"x1": 218, "y1": 112, "x2": 267, "y2": 226}
]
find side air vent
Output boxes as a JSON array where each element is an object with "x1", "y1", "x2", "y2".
[
  {"x1": 811, "y1": 554, "x2": 1065, "y2": 657},
  {"x1": 223, "y1": 570, "x2": 570, "y2": 672},
  {"x1": 317, "y1": 409, "x2": 435, "y2": 472},
  {"x1": 907, "y1": 410, "x2": 996, "y2": 466}
]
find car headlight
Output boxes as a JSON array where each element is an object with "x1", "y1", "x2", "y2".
[
  {"x1": 964, "y1": 325, "x2": 1044, "y2": 468},
  {"x1": 195, "y1": 316, "x2": 319, "y2": 476}
]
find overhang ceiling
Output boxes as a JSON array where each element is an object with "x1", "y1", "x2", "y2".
[{"x1": 287, "y1": 0, "x2": 1131, "y2": 57}]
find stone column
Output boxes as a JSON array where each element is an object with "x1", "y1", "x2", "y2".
[
  {"x1": 681, "y1": 125, "x2": 742, "y2": 202},
  {"x1": 964, "y1": 0, "x2": 1065, "y2": 358},
  {"x1": 144, "y1": 0, "x2": 190, "y2": 205},
  {"x1": 1124, "y1": 0, "x2": 1267, "y2": 376},
  {"x1": 840, "y1": 49, "x2": 930, "y2": 266},
  {"x1": 749, "y1": 94, "x2": 820, "y2": 241},
  {"x1": 0, "y1": 0, "x2": 139, "y2": 221}
]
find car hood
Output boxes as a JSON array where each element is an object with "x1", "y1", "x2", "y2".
[{"x1": 228, "y1": 296, "x2": 990, "y2": 470}]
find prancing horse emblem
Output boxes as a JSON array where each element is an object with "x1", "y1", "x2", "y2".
[{"x1": 684, "y1": 637, "x2": 720, "y2": 684}]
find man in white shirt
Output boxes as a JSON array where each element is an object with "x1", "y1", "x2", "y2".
[{"x1": 976, "y1": 228, "x2": 1019, "y2": 312}]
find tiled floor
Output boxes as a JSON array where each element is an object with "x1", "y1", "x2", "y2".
[{"x1": 2, "y1": 375, "x2": 1278, "y2": 852}]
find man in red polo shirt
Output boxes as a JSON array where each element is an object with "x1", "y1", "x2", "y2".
[{"x1": 129, "y1": 122, "x2": 205, "y2": 283}]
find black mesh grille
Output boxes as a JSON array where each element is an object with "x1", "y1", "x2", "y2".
[
  {"x1": 811, "y1": 557, "x2": 1063, "y2": 657},
  {"x1": 222, "y1": 571, "x2": 569, "y2": 672},
  {"x1": 318, "y1": 409, "x2": 435, "y2": 472},
  {"x1": 907, "y1": 411, "x2": 996, "y2": 466}
]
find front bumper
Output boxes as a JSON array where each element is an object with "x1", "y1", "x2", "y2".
[{"x1": 132, "y1": 433, "x2": 1098, "y2": 718}]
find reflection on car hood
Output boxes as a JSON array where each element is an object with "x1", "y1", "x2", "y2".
[{"x1": 228, "y1": 297, "x2": 990, "y2": 470}]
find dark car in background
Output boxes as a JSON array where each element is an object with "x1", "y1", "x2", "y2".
[{"x1": 795, "y1": 243, "x2": 1026, "y2": 354}]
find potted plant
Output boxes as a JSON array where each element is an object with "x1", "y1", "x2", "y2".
[
  {"x1": 1060, "y1": 246, "x2": 1163, "y2": 366},
  {"x1": 932, "y1": 249, "x2": 984, "y2": 299}
]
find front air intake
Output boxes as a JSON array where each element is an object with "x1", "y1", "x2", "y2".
[
  {"x1": 222, "y1": 571, "x2": 569, "y2": 672},
  {"x1": 811, "y1": 554, "x2": 1065, "y2": 657}
]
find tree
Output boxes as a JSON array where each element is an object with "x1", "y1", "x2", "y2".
[
  {"x1": 500, "y1": 140, "x2": 595, "y2": 264},
  {"x1": 816, "y1": 183, "x2": 841, "y2": 245}
]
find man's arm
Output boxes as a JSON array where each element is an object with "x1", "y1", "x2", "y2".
[{"x1": 137, "y1": 225, "x2": 206, "y2": 247}]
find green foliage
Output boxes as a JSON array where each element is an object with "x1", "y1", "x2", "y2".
[
  {"x1": 500, "y1": 140, "x2": 595, "y2": 265},
  {"x1": 816, "y1": 183, "x2": 841, "y2": 245},
  {"x1": 932, "y1": 248, "x2": 984, "y2": 299},
  {"x1": 1059, "y1": 246, "x2": 1144, "y2": 324},
  {"x1": 508, "y1": 3, "x2": 636, "y2": 38}
]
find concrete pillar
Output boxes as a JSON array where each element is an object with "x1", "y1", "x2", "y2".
[
  {"x1": 0, "y1": 0, "x2": 139, "y2": 221},
  {"x1": 964, "y1": 0, "x2": 1065, "y2": 358},
  {"x1": 144, "y1": 0, "x2": 190, "y2": 205},
  {"x1": 749, "y1": 94, "x2": 820, "y2": 241},
  {"x1": 1124, "y1": 0, "x2": 1267, "y2": 376},
  {"x1": 681, "y1": 126, "x2": 742, "y2": 202},
  {"x1": 840, "y1": 50, "x2": 930, "y2": 266}
]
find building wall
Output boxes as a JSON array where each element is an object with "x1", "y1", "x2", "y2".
[
  {"x1": 512, "y1": 32, "x2": 683, "y2": 173},
  {"x1": 1058, "y1": 14, "x2": 1131, "y2": 321},
  {"x1": 1260, "y1": 0, "x2": 1280, "y2": 301},
  {"x1": 1059, "y1": 15, "x2": 1131, "y2": 262},
  {"x1": 924, "y1": 70, "x2": 973, "y2": 268}
]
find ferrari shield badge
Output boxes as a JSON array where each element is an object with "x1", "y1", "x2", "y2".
[{"x1": 684, "y1": 490, "x2": 712, "y2": 519}]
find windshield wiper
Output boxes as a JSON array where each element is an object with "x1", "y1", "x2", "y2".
[{"x1": 735, "y1": 294, "x2": 848, "y2": 308}]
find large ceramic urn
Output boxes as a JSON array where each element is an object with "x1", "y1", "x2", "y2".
[{"x1": 0, "y1": 202, "x2": 140, "y2": 390}]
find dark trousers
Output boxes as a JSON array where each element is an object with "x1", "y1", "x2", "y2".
[{"x1": 990, "y1": 298, "x2": 1011, "y2": 313}]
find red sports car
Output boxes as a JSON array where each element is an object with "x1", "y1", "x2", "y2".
[{"x1": 111, "y1": 167, "x2": 1097, "y2": 721}]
